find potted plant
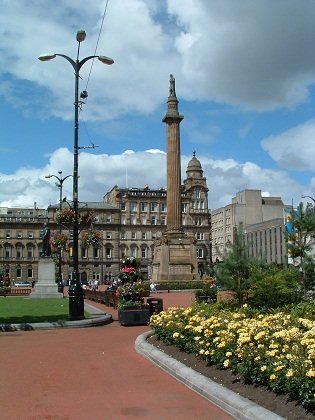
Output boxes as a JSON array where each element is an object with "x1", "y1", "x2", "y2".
[
  {"x1": 81, "y1": 229, "x2": 102, "y2": 248},
  {"x1": 56, "y1": 208, "x2": 76, "y2": 224},
  {"x1": 79, "y1": 210, "x2": 96, "y2": 226},
  {"x1": 116, "y1": 256, "x2": 151, "y2": 325},
  {"x1": 195, "y1": 277, "x2": 218, "y2": 303},
  {"x1": 117, "y1": 299, "x2": 150, "y2": 326}
]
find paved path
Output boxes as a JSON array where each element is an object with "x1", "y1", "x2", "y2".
[{"x1": 0, "y1": 291, "x2": 234, "y2": 420}]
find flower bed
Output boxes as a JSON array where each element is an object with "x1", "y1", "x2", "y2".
[{"x1": 150, "y1": 304, "x2": 315, "y2": 410}]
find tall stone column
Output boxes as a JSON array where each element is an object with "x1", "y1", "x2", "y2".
[
  {"x1": 163, "y1": 75, "x2": 184, "y2": 232},
  {"x1": 151, "y1": 75, "x2": 199, "y2": 282}
]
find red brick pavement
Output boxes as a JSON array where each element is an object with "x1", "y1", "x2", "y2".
[{"x1": 0, "y1": 292, "x2": 234, "y2": 420}]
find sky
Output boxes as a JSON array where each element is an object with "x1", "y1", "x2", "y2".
[{"x1": 0, "y1": 0, "x2": 315, "y2": 211}]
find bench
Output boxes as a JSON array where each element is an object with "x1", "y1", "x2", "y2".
[{"x1": 0, "y1": 288, "x2": 32, "y2": 297}]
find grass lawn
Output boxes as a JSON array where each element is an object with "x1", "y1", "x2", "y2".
[{"x1": 0, "y1": 297, "x2": 89, "y2": 323}]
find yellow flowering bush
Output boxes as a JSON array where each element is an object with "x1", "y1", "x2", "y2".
[{"x1": 150, "y1": 304, "x2": 315, "y2": 410}]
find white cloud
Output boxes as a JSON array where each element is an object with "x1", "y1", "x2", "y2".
[
  {"x1": 261, "y1": 119, "x2": 315, "y2": 171},
  {"x1": 0, "y1": 0, "x2": 314, "y2": 123},
  {"x1": 0, "y1": 148, "x2": 306, "y2": 210}
]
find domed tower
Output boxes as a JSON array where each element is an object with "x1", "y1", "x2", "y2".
[
  {"x1": 184, "y1": 152, "x2": 209, "y2": 216},
  {"x1": 184, "y1": 152, "x2": 209, "y2": 191}
]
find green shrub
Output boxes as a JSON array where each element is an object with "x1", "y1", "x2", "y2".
[{"x1": 249, "y1": 266, "x2": 302, "y2": 309}]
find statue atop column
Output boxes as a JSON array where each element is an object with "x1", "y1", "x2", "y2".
[{"x1": 169, "y1": 74, "x2": 176, "y2": 96}]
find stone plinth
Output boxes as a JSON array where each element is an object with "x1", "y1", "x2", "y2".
[
  {"x1": 30, "y1": 258, "x2": 62, "y2": 299},
  {"x1": 151, "y1": 231, "x2": 199, "y2": 282}
]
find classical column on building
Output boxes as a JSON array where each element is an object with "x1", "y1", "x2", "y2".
[{"x1": 151, "y1": 75, "x2": 199, "y2": 282}]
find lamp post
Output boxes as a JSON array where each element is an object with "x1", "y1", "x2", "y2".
[
  {"x1": 301, "y1": 195, "x2": 315, "y2": 212},
  {"x1": 39, "y1": 30, "x2": 114, "y2": 319},
  {"x1": 45, "y1": 171, "x2": 72, "y2": 293}
]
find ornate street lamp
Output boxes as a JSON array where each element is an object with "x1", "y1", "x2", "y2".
[
  {"x1": 301, "y1": 195, "x2": 315, "y2": 213},
  {"x1": 39, "y1": 30, "x2": 114, "y2": 319},
  {"x1": 45, "y1": 171, "x2": 72, "y2": 293}
]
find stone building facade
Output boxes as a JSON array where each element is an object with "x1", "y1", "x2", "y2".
[{"x1": 0, "y1": 154, "x2": 211, "y2": 284}]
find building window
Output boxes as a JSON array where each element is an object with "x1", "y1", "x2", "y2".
[
  {"x1": 130, "y1": 202, "x2": 138, "y2": 212},
  {"x1": 6, "y1": 231, "x2": 11, "y2": 239},
  {"x1": 152, "y1": 232, "x2": 157, "y2": 240},
  {"x1": 121, "y1": 202, "x2": 126, "y2": 211},
  {"x1": 106, "y1": 215, "x2": 112, "y2": 223},
  {"x1": 131, "y1": 231, "x2": 137, "y2": 240},
  {"x1": 28, "y1": 231, "x2": 33, "y2": 239},
  {"x1": 140, "y1": 202, "x2": 147, "y2": 212},
  {"x1": 121, "y1": 216, "x2": 126, "y2": 225},
  {"x1": 195, "y1": 191, "x2": 201, "y2": 198},
  {"x1": 81, "y1": 248, "x2": 87, "y2": 259},
  {"x1": 182, "y1": 203, "x2": 187, "y2": 213},
  {"x1": 17, "y1": 231, "x2": 23, "y2": 239},
  {"x1": 160, "y1": 203, "x2": 167, "y2": 212},
  {"x1": 27, "y1": 247, "x2": 33, "y2": 259},
  {"x1": 141, "y1": 232, "x2": 146, "y2": 240},
  {"x1": 27, "y1": 267, "x2": 33, "y2": 278},
  {"x1": 131, "y1": 247, "x2": 137, "y2": 258},
  {"x1": 121, "y1": 231, "x2": 126, "y2": 240},
  {"x1": 5, "y1": 247, "x2": 11, "y2": 258},
  {"x1": 16, "y1": 267, "x2": 22, "y2": 278},
  {"x1": 161, "y1": 215, "x2": 166, "y2": 225},
  {"x1": 196, "y1": 232, "x2": 205, "y2": 240},
  {"x1": 106, "y1": 232, "x2": 111, "y2": 239},
  {"x1": 16, "y1": 246, "x2": 22, "y2": 259},
  {"x1": 93, "y1": 248, "x2": 99, "y2": 259},
  {"x1": 194, "y1": 217, "x2": 202, "y2": 226},
  {"x1": 150, "y1": 202, "x2": 157, "y2": 212},
  {"x1": 141, "y1": 248, "x2": 147, "y2": 258},
  {"x1": 141, "y1": 216, "x2": 146, "y2": 225},
  {"x1": 151, "y1": 216, "x2": 157, "y2": 225},
  {"x1": 106, "y1": 247, "x2": 112, "y2": 259},
  {"x1": 197, "y1": 248, "x2": 204, "y2": 258}
]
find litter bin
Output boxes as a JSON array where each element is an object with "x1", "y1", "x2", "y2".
[{"x1": 147, "y1": 297, "x2": 163, "y2": 316}]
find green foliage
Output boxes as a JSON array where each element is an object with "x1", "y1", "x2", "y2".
[
  {"x1": 249, "y1": 265, "x2": 303, "y2": 309},
  {"x1": 117, "y1": 299, "x2": 145, "y2": 310},
  {"x1": 214, "y1": 225, "x2": 254, "y2": 305},
  {"x1": 195, "y1": 277, "x2": 218, "y2": 302},
  {"x1": 286, "y1": 202, "x2": 315, "y2": 295}
]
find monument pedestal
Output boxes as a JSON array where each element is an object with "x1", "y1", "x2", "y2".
[
  {"x1": 31, "y1": 258, "x2": 62, "y2": 299},
  {"x1": 151, "y1": 231, "x2": 199, "y2": 282}
]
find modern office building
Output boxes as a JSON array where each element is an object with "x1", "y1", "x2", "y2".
[{"x1": 211, "y1": 189, "x2": 290, "y2": 264}]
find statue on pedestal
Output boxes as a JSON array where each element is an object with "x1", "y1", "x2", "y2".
[{"x1": 40, "y1": 223, "x2": 51, "y2": 257}]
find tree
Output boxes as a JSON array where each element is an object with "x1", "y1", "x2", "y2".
[
  {"x1": 215, "y1": 224, "x2": 254, "y2": 305},
  {"x1": 286, "y1": 202, "x2": 315, "y2": 295}
]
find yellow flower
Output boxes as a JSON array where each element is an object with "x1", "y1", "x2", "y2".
[
  {"x1": 270, "y1": 374, "x2": 277, "y2": 380},
  {"x1": 260, "y1": 366, "x2": 267, "y2": 372},
  {"x1": 223, "y1": 359, "x2": 229, "y2": 368},
  {"x1": 306, "y1": 370, "x2": 315, "y2": 378},
  {"x1": 173, "y1": 332, "x2": 180, "y2": 339}
]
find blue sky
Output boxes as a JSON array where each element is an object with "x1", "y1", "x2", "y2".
[{"x1": 0, "y1": 0, "x2": 315, "y2": 211}]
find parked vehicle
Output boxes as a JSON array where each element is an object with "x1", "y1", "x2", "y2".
[{"x1": 14, "y1": 281, "x2": 32, "y2": 287}]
